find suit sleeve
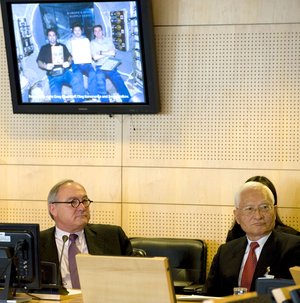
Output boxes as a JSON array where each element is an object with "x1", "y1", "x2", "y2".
[
  {"x1": 40, "y1": 227, "x2": 59, "y2": 265},
  {"x1": 117, "y1": 226, "x2": 133, "y2": 256},
  {"x1": 204, "y1": 245, "x2": 222, "y2": 296},
  {"x1": 85, "y1": 224, "x2": 133, "y2": 256}
]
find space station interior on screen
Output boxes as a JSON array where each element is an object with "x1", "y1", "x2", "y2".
[{"x1": 13, "y1": 2, "x2": 146, "y2": 104}]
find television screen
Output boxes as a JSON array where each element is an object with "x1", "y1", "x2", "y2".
[
  {"x1": 0, "y1": 223, "x2": 41, "y2": 300},
  {"x1": 1, "y1": 0, "x2": 160, "y2": 114}
]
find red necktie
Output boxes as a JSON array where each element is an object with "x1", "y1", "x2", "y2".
[
  {"x1": 240, "y1": 242, "x2": 259, "y2": 291},
  {"x1": 68, "y1": 234, "x2": 81, "y2": 289}
]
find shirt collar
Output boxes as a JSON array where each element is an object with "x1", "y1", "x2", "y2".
[
  {"x1": 246, "y1": 232, "x2": 272, "y2": 248},
  {"x1": 55, "y1": 226, "x2": 85, "y2": 240}
]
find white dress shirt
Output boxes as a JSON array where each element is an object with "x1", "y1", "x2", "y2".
[
  {"x1": 55, "y1": 227, "x2": 89, "y2": 289},
  {"x1": 238, "y1": 232, "x2": 271, "y2": 286}
]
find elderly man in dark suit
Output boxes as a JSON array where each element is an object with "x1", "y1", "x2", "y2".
[
  {"x1": 204, "y1": 181, "x2": 300, "y2": 297},
  {"x1": 40, "y1": 179, "x2": 132, "y2": 289}
]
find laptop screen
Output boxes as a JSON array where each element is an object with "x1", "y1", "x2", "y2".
[{"x1": 76, "y1": 254, "x2": 176, "y2": 303}]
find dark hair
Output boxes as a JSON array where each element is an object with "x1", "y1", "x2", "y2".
[
  {"x1": 46, "y1": 28, "x2": 58, "y2": 36},
  {"x1": 93, "y1": 24, "x2": 103, "y2": 31},
  {"x1": 71, "y1": 22, "x2": 82, "y2": 31}
]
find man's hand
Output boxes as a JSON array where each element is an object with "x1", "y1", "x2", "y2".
[
  {"x1": 62, "y1": 61, "x2": 70, "y2": 68},
  {"x1": 45, "y1": 63, "x2": 54, "y2": 70}
]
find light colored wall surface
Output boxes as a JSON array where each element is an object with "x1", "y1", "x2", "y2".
[{"x1": 1, "y1": 0, "x2": 300, "y2": 274}]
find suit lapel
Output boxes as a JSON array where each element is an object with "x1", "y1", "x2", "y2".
[
  {"x1": 251, "y1": 232, "x2": 277, "y2": 288},
  {"x1": 220, "y1": 237, "x2": 247, "y2": 288},
  {"x1": 231, "y1": 237, "x2": 248, "y2": 276},
  {"x1": 41, "y1": 227, "x2": 60, "y2": 264},
  {"x1": 84, "y1": 225, "x2": 105, "y2": 255}
]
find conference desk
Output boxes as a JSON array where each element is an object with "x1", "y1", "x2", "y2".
[
  {"x1": 28, "y1": 293, "x2": 213, "y2": 303},
  {"x1": 26, "y1": 292, "x2": 262, "y2": 303},
  {"x1": 27, "y1": 292, "x2": 261, "y2": 303},
  {"x1": 29, "y1": 297, "x2": 206, "y2": 303},
  {"x1": 30, "y1": 300, "x2": 207, "y2": 303},
  {"x1": 31, "y1": 296, "x2": 83, "y2": 303}
]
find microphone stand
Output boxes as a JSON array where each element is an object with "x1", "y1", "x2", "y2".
[
  {"x1": 55, "y1": 235, "x2": 69, "y2": 295},
  {"x1": 31, "y1": 235, "x2": 69, "y2": 295}
]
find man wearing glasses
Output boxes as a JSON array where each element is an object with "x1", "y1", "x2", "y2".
[
  {"x1": 204, "y1": 181, "x2": 300, "y2": 297},
  {"x1": 40, "y1": 179, "x2": 132, "y2": 289}
]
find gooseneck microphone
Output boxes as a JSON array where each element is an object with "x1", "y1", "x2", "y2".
[
  {"x1": 59, "y1": 235, "x2": 69, "y2": 273},
  {"x1": 51, "y1": 235, "x2": 69, "y2": 295},
  {"x1": 57, "y1": 235, "x2": 69, "y2": 287}
]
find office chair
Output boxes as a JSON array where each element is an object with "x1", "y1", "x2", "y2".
[
  {"x1": 130, "y1": 237, "x2": 207, "y2": 294},
  {"x1": 132, "y1": 247, "x2": 147, "y2": 257}
]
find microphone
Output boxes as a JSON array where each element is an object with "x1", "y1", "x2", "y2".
[
  {"x1": 59, "y1": 235, "x2": 69, "y2": 277},
  {"x1": 57, "y1": 235, "x2": 69, "y2": 290},
  {"x1": 34, "y1": 235, "x2": 69, "y2": 295}
]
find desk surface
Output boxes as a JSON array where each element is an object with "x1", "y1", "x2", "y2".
[
  {"x1": 30, "y1": 298, "x2": 200, "y2": 303},
  {"x1": 29, "y1": 293, "x2": 259, "y2": 303},
  {"x1": 31, "y1": 294, "x2": 83, "y2": 303},
  {"x1": 31, "y1": 300, "x2": 201, "y2": 303},
  {"x1": 29, "y1": 294, "x2": 208, "y2": 303}
]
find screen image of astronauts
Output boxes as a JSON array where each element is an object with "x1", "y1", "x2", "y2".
[{"x1": 13, "y1": 1, "x2": 145, "y2": 104}]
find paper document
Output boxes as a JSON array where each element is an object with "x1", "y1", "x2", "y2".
[{"x1": 71, "y1": 39, "x2": 92, "y2": 64}]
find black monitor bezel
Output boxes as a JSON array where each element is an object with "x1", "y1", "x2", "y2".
[{"x1": 1, "y1": 0, "x2": 160, "y2": 114}]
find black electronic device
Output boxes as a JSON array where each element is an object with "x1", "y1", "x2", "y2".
[
  {"x1": 1, "y1": 0, "x2": 160, "y2": 114},
  {"x1": 290, "y1": 288, "x2": 300, "y2": 303},
  {"x1": 0, "y1": 223, "x2": 41, "y2": 302},
  {"x1": 31, "y1": 235, "x2": 69, "y2": 297},
  {"x1": 255, "y1": 278, "x2": 295, "y2": 303}
]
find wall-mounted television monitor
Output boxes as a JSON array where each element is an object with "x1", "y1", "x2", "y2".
[
  {"x1": 0, "y1": 223, "x2": 41, "y2": 301},
  {"x1": 1, "y1": 0, "x2": 160, "y2": 114}
]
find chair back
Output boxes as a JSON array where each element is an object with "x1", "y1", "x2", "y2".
[{"x1": 130, "y1": 237, "x2": 207, "y2": 286}]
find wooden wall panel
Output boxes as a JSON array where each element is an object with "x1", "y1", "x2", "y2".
[
  {"x1": 123, "y1": 23, "x2": 300, "y2": 169},
  {"x1": 0, "y1": 165, "x2": 121, "y2": 202},
  {"x1": 122, "y1": 168, "x2": 300, "y2": 208},
  {"x1": 152, "y1": 0, "x2": 300, "y2": 25}
]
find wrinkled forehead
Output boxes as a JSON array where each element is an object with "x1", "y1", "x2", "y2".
[{"x1": 239, "y1": 188, "x2": 271, "y2": 205}]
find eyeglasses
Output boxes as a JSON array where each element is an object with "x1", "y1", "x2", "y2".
[
  {"x1": 51, "y1": 198, "x2": 93, "y2": 208},
  {"x1": 237, "y1": 203, "x2": 273, "y2": 216}
]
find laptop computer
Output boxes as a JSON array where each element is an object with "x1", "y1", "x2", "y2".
[{"x1": 76, "y1": 254, "x2": 177, "y2": 303}]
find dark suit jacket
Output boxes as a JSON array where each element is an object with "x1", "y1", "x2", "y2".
[
  {"x1": 205, "y1": 230, "x2": 300, "y2": 297},
  {"x1": 40, "y1": 223, "x2": 133, "y2": 269},
  {"x1": 226, "y1": 223, "x2": 300, "y2": 242}
]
